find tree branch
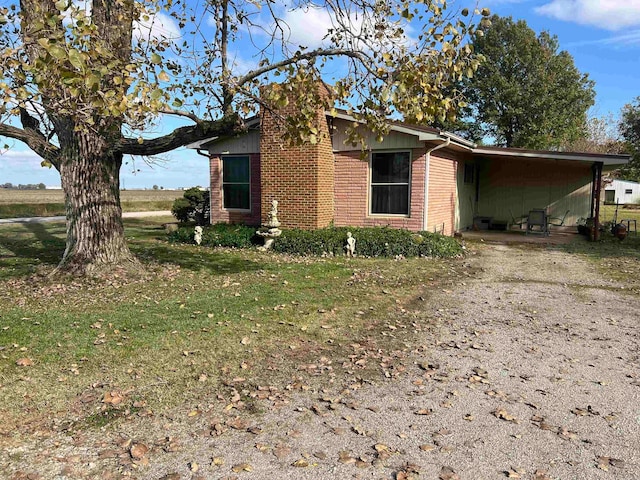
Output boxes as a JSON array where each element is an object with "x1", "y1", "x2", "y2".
[
  {"x1": 235, "y1": 48, "x2": 375, "y2": 87},
  {"x1": 119, "y1": 114, "x2": 241, "y2": 156},
  {"x1": 0, "y1": 123, "x2": 60, "y2": 167},
  {"x1": 158, "y1": 108, "x2": 204, "y2": 124}
]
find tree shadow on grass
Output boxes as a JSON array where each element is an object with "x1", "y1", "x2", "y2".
[
  {"x1": 131, "y1": 243, "x2": 265, "y2": 275},
  {"x1": 0, "y1": 220, "x2": 265, "y2": 279},
  {"x1": 0, "y1": 222, "x2": 66, "y2": 278}
]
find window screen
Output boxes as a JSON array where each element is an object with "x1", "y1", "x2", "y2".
[
  {"x1": 370, "y1": 152, "x2": 410, "y2": 215},
  {"x1": 222, "y1": 156, "x2": 250, "y2": 210}
]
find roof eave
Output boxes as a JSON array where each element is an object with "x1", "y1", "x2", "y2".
[
  {"x1": 472, "y1": 147, "x2": 631, "y2": 166},
  {"x1": 327, "y1": 110, "x2": 472, "y2": 147},
  {"x1": 185, "y1": 116, "x2": 260, "y2": 150}
]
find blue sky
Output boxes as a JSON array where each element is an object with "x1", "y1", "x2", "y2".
[{"x1": 1, "y1": 0, "x2": 639, "y2": 189}]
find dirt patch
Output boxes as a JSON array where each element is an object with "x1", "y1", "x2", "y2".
[{"x1": 2, "y1": 245, "x2": 639, "y2": 479}]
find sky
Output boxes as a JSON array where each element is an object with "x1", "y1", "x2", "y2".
[{"x1": 1, "y1": 0, "x2": 639, "y2": 189}]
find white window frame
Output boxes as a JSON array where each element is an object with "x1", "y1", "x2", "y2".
[
  {"x1": 221, "y1": 155, "x2": 251, "y2": 211},
  {"x1": 369, "y1": 150, "x2": 412, "y2": 217}
]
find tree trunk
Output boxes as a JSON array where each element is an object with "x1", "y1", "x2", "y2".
[{"x1": 55, "y1": 130, "x2": 140, "y2": 277}]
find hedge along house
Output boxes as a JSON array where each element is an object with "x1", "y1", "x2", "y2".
[{"x1": 188, "y1": 89, "x2": 629, "y2": 237}]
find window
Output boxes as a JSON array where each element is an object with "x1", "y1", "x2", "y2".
[
  {"x1": 370, "y1": 151, "x2": 410, "y2": 215},
  {"x1": 222, "y1": 155, "x2": 250, "y2": 210},
  {"x1": 625, "y1": 189, "x2": 633, "y2": 195}
]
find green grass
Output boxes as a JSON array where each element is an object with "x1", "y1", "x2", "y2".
[
  {"x1": 600, "y1": 204, "x2": 640, "y2": 225},
  {"x1": 0, "y1": 217, "x2": 465, "y2": 434}
]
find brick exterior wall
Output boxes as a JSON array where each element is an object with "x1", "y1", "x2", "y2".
[
  {"x1": 334, "y1": 149, "x2": 426, "y2": 231},
  {"x1": 209, "y1": 153, "x2": 261, "y2": 225},
  {"x1": 259, "y1": 85, "x2": 334, "y2": 229},
  {"x1": 427, "y1": 152, "x2": 458, "y2": 235}
]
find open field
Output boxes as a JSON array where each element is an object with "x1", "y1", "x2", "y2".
[{"x1": 0, "y1": 189, "x2": 182, "y2": 218}]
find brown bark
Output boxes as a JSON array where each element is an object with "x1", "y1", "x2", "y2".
[{"x1": 54, "y1": 126, "x2": 140, "y2": 277}]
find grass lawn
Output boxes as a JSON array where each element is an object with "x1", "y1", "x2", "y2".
[
  {"x1": 0, "y1": 218, "x2": 471, "y2": 434},
  {"x1": 600, "y1": 203, "x2": 640, "y2": 226},
  {"x1": 0, "y1": 189, "x2": 182, "y2": 218}
]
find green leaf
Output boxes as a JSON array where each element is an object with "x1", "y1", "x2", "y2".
[
  {"x1": 49, "y1": 46, "x2": 66, "y2": 60},
  {"x1": 150, "y1": 53, "x2": 162, "y2": 65},
  {"x1": 150, "y1": 88, "x2": 163, "y2": 100},
  {"x1": 68, "y1": 49, "x2": 84, "y2": 70}
]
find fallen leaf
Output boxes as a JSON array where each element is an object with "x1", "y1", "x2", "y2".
[
  {"x1": 439, "y1": 466, "x2": 460, "y2": 480},
  {"x1": 273, "y1": 444, "x2": 291, "y2": 460},
  {"x1": 291, "y1": 459, "x2": 310, "y2": 467},
  {"x1": 493, "y1": 408, "x2": 519, "y2": 424},
  {"x1": 16, "y1": 358, "x2": 33, "y2": 367},
  {"x1": 227, "y1": 417, "x2": 249, "y2": 430},
  {"x1": 103, "y1": 391, "x2": 125, "y2": 406},
  {"x1": 231, "y1": 463, "x2": 253, "y2": 473},
  {"x1": 419, "y1": 444, "x2": 436, "y2": 452},
  {"x1": 338, "y1": 451, "x2": 355, "y2": 464},
  {"x1": 129, "y1": 443, "x2": 149, "y2": 460},
  {"x1": 415, "y1": 408, "x2": 433, "y2": 415},
  {"x1": 533, "y1": 469, "x2": 551, "y2": 480}
]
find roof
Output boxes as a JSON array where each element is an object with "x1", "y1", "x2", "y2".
[
  {"x1": 473, "y1": 145, "x2": 630, "y2": 166},
  {"x1": 330, "y1": 109, "x2": 476, "y2": 148},
  {"x1": 186, "y1": 111, "x2": 631, "y2": 167},
  {"x1": 185, "y1": 116, "x2": 260, "y2": 150}
]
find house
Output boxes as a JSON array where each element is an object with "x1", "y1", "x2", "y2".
[
  {"x1": 604, "y1": 179, "x2": 640, "y2": 205},
  {"x1": 188, "y1": 88, "x2": 630, "y2": 236}
]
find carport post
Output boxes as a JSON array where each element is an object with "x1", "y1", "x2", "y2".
[{"x1": 591, "y1": 162, "x2": 603, "y2": 241}]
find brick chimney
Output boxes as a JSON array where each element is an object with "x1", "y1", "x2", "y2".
[{"x1": 259, "y1": 83, "x2": 334, "y2": 229}]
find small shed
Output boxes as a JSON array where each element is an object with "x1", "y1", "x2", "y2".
[{"x1": 604, "y1": 179, "x2": 640, "y2": 205}]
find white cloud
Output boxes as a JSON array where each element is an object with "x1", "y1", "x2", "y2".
[
  {"x1": 565, "y1": 29, "x2": 640, "y2": 47},
  {"x1": 279, "y1": 7, "x2": 334, "y2": 49},
  {"x1": 0, "y1": 149, "x2": 42, "y2": 168},
  {"x1": 536, "y1": 0, "x2": 640, "y2": 31},
  {"x1": 134, "y1": 11, "x2": 181, "y2": 42}
]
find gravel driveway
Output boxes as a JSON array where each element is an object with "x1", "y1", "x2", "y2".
[{"x1": 4, "y1": 244, "x2": 640, "y2": 479}]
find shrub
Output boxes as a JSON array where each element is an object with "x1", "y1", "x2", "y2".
[
  {"x1": 167, "y1": 224, "x2": 462, "y2": 258},
  {"x1": 272, "y1": 226, "x2": 462, "y2": 258},
  {"x1": 171, "y1": 187, "x2": 210, "y2": 225},
  {"x1": 168, "y1": 223, "x2": 259, "y2": 248}
]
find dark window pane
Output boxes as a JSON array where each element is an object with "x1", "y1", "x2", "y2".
[
  {"x1": 371, "y1": 185, "x2": 409, "y2": 214},
  {"x1": 223, "y1": 156, "x2": 250, "y2": 183},
  {"x1": 223, "y1": 184, "x2": 250, "y2": 210},
  {"x1": 372, "y1": 152, "x2": 410, "y2": 183}
]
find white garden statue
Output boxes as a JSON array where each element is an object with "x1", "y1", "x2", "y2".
[
  {"x1": 257, "y1": 199, "x2": 282, "y2": 249},
  {"x1": 345, "y1": 231, "x2": 356, "y2": 257},
  {"x1": 194, "y1": 226, "x2": 203, "y2": 245}
]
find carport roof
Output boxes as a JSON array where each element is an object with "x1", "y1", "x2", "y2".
[{"x1": 472, "y1": 145, "x2": 630, "y2": 167}]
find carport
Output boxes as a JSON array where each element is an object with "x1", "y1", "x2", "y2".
[{"x1": 464, "y1": 147, "x2": 630, "y2": 240}]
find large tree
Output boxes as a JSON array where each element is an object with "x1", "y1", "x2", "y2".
[
  {"x1": 449, "y1": 15, "x2": 595, "y2": 149},
  {"x1": 0, "y1": 0, "x2": 488, "y2": 276},
  {"x1": 619, "y1": 98, "x2": 640, "y2": 182}
]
